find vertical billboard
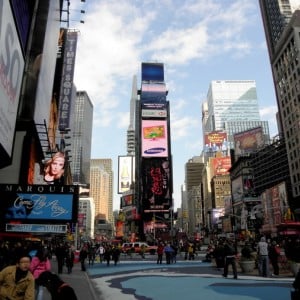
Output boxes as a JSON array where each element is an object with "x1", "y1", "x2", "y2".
[
  {"x1": 58, "y1": 30, "x2": 78, "y2": 131},
  {"x1": 118, "y1": 156, "x2": 134, "y2": 194},
  {"x1": 234, "y1": 127, "x2": 264, "y2": 156},
  {"x1": 141, "y1": 120, "x2": 168, "y2": 157},
  {"x1": 0, "y1": 0, "x2": 25, "y2": 161},
  {"x1": 141, "y1": 157, "x2": 171, "y2": 212}
]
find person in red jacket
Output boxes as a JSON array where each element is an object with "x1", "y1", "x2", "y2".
[{"x1": 157, "y1": 243, "x2": 164, "y2": 264}]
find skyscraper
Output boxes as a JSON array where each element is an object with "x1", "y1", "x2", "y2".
[
  {"x1": 70, "y1": 91, "x2": 93, "y2": 184},
  {"x1": 127, "y1": 76, "x2": 137, "y2": 156},
  {"x1": 259, "y1": 0, "x2": 293, "y2": 58},
  {"x1": 260, "y1": 6, "x2": 300, "y2": 200},
  {"x1": 204, "y1": 80, "x2": 269, "y2": 147},
  {"x1": 90, "y1": 159, "x2": 113, "y2": 223}
]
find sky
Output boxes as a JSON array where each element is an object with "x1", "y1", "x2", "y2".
[{"x1": 69, "y1": 0, "x2": 287, "y2": 211}]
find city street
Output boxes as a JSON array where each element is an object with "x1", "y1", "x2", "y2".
[{"x1": 84, "y1": 253, "x2": 294, "y2": 300}]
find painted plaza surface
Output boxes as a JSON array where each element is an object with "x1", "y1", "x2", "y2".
[{"x1": 88, "y1": 260, "x2": 293, "y2": 300}]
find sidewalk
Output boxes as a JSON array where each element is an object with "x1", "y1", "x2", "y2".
[{"x1": 45, "y1": 258, "x2": 99, "y2": 300}]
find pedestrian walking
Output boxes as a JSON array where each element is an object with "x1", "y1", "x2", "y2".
[
  {"x1": 96, "y1": 244, "x2": 105, "y2": 263},
  {"x1": 157, "y1": 243, "x2": 164, "y2": 264},
  {"x1": 79, "y1": 245, "x2": 88, "y2": 271},
  {"x1": 0, "y1": 253, "x2": 35, "y2": 300},
  {"x1": 104, "y1": 246, "x2": 112, "y2": 266},
  {"x1": 112, "y1": 247, "x2": 120, "y2": 266},
  {"x1": 65, "y1": 246, "x2": 75, "y2": 274},
  {"x1": 268, "y1": 241, "x2": 280, "y2": 276},
  {"x1": 88, "y1": 246, "x2": 96, "y2": 266},
  {"x1": 164, "y1": 244, "x2": 174, "y2": 264},
  {"x1": 54, "y1": 243, "x2": 66, "y2": 274},
  {"x1": 222, "y1": 239, "x2": 237, "y2": 279},
  {"x1": 30, "y1": 247, "x2": 51, "y2": 300},
  {"x1": 257, "y1": 236, "x2": 269, "y2": 277}
]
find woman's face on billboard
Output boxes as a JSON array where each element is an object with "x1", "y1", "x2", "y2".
[{"x1": 50, "y1": 157, "x2": 64, "y2": 175}]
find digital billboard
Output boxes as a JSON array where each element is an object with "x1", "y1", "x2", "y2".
[
  {"x1": 141, "y1": 120, "x2": 168, "y2": 157},
  {"x1": 141, "y1": 62, "x2": 164, "y2": 82},
  {"x1": 234, "y1": 127, "x2": 264, "y2": 156},
  {"x1": 141, "y1": 157, "x2": 172, "y2": 212},
  {"x1": 0, "y1": 184, "x2": 79, "y2": 232},
  {"x1": 0, "y1": 1, "x2": 25, "y2": 161}
]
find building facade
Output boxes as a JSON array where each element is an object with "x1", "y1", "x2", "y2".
[
  {"x1": 90, "y1": 159, "x2": 113, "y2": 224},
  {"x1": 70, "y1": 91, "x2": 93, "y2": 184}
]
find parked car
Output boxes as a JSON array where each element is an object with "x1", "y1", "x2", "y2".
[{"x1": 122, "y1": 242, "x2": 157, "y2": 255}]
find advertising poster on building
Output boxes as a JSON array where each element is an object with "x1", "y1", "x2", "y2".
[
  {"x1": 204, "y1": 132, "x2": 228, "y2": 154},
  {"x1": 141, "y1": 120, "x2": 168, "y2": 157},
  {"x1": 210, "y1": 156, "x2": 231, "y2": 176},
  {"x1": 42, "y1": 151, "x2": 66, "y2": 185},
  {"x1": 0, "y1": 184, "x2": 79, "y2": 232},
  {"x1": 141, "y1": 158, "x2": 171, "y2": 212},
  {"x1": 118, "y1": 156, "x2": 134, "y2": 194},
  {"x1": 233, "y1": 127, "x2": 264, "y2": 156}
]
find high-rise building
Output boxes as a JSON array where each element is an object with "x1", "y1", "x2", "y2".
[
  {"x1": 127, "y1": 76, "x2": 137, "y2": 156},
  {"x1": 90, "y1": 159, "x2": 113, "y2": 223},
  {"x1": 260, "y1": 1, "x2": 300, "y2": 202},
  {"x1": 204, "y1": 80, "x2": 270, "y2": 147},
  {"x1": 70, "y1": 91, "x2": 93, "y2": 184},
  {"x1": 264, "y1": 10, "x2": 300, "y2": 200},
  {"x1": 259, "y1": 0, "x2": 293, "y2": 58}
]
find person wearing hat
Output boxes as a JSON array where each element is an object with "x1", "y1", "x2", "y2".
[{"x1": 0, "y1": 253, "x2": 35, "y2": 300}]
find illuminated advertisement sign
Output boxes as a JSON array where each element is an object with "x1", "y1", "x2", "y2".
[
  {"x1": 210, "y1": 156, "x2": 231, "y2": 176},
  {"x1": 118, "y1": 156, "x2": 134, "y2": 194},
  {"x1": 0, "y1": 184, "x2": 79, "y2": 231},
  {"x1": 0, "y1": 1, "x2": 25, "y2": 159},
  {"x1": 141, "y1": 62, "x2": 164, "y2": 82},
  {"x1": 234, "y1": 127, "x2": 264, "y2": 156},
  {"x1": 120, "y1": 194, "x2": 133, "y2": 208},
  {"x1": 141, "y1": 83, "x2": 166, "y2": 93},
  {"x1": 58, "y1": 30, "x2": 78, "y2": 131},
  {"x1": 141, "y1": 109, "x2": 167, "y2": 118},
  {"x1": 6, "y1": 224, "x2": 67, "y2": 233},
  {"x1": 141, "y1": 157, "x2": 171, "y2": 212},
  {"x1": 204, "y1": 132, "x2": 228, "y2": 153},
  {"x1": 141, "y1": 120, "x2": 168, "y2": 157}
]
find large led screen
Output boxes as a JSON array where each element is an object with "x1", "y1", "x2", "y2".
[
  {"x1": 141, "y1": 62, "x2": 164, "y2": 82},
  {"x1": 141, "y1": 120, "x2": 168, "y2": 157},
  {"x1": 141, "y1": 157, "x2": 171, "y2": 212}
]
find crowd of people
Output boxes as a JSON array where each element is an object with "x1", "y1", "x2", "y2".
[{"x1": 1, "y1": 236, "x2": 300, "y2": 299}]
